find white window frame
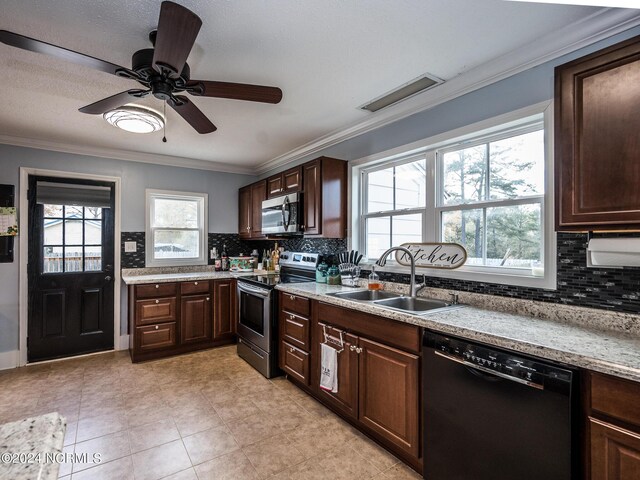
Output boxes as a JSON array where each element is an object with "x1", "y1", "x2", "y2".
[
  {"x1": 145, "y1": 189, "x2": 208, "y2": 267},
  {"x1": 352, "y1": 101, "x2": 556, "y2": 289},
  {"x1": 360, "y1": 153, "x2": 428, "y2": 259}
]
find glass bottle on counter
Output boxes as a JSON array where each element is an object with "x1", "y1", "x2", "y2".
[
  {"x1": 221, "y1": 243, "x2": 229, "y2": 271},
  {"x1": 272, "y1": 242, "x2": 280, "y2": 272},
  {"x1": 368, "y1": 266, "x2": 382, "y2": 290},
  {"x1": 213, "y1": 248, "x2": 221, "y2": 272}
]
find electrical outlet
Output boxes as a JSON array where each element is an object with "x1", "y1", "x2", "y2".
[{"x1": 124, "y1": 241, "x2": 137, "y2": 253}]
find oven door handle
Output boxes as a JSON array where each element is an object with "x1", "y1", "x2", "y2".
[{"x1": 237, "y1": 281, "x2": 271, "y2": 298}]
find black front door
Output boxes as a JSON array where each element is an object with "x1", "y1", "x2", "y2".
[{"x1": 28, "y1": 176, "x2": 115, "y2": 362}]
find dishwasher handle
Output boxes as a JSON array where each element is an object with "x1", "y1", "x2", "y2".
[{"x1": 433, "y1": 349, "x2": 545, "y2": 390}]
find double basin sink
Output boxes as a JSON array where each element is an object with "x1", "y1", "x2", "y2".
[{"x1": 327, "y1": 289, "x2": 464, "y2": 316}]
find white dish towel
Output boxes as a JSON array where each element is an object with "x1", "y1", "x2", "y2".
[{"x1": 320, "y1": 343, "x2": 338, "y2": 393}]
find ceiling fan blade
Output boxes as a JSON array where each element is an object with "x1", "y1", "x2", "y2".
[
  {"x1": 0, "y1": 30, "x2": 137, "y2": 79},
  {"x1": 79, "y1": 89, "x2": 150, "y2": 114},
  {"x1": 186, "y1": 80, "x2": 283, "y2": 104},
  {"x1": 168, "y1": 95, "x2": 216, "y2": 133},
  {"x1": 152, "y1": 1, "x2": 202, "y2": 78}
]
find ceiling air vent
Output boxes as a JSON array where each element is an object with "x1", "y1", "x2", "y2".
[{"x1": 360, "y1": 73, "x2": 443, "y2": 113}]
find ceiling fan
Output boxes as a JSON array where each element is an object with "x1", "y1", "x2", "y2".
[{"x1": 0, "y1": 1, "x2": 283, "y2": 134}]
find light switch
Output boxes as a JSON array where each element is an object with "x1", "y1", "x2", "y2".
[{"x1": 124, "y1": 241, "x2": 137, "y2": 253}]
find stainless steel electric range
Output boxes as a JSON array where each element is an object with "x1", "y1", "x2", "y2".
[{"x1": 236, "y1": 251, "x2": 318, "y2": 378}]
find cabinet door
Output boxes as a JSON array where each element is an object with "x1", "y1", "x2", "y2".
[
  {"x1": 213, "y1": 280, "x2": 237, "y2": 340},
  {"x1": 303, "y1": 160, "x2": 321, "y2": 235},
  {"x1": 282, "y1": 166, "x2": 302, "y2": 194},
  {"x1": 556, "y1": 36, "x2": 640, "y2": 230},
  {"x1": 250, "y1": 181, "x2": 267, "y2": 238},
  {"x1": 591, "y1": 417, "x2": 640, "y2": 480},
  {"x1": 180, "y1": 294, "x2": 211, "y2": 344},
  {"x1": 267, "y1": 175, "x2": 283, "y2": 198},
  {"x1": 316, "y1": 322, "x2": 358, "y2": 419},
  {"x1": 358, "y1": 337, "x2": 420, "y2": 458},
  {"x1": 238, "y1": 186, "x2": 252, "y2": 239}
]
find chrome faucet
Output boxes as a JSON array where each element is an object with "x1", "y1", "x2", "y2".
[{"x1": 376, "y1": 246, "x2": 426, "y2": 298}]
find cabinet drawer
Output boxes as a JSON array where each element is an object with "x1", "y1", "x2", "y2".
[
  {"x1": 317, "y1": 301, "x2": 421, "y2": 354},
  {"x1": 280, "y1": 293, "x2": 310, "y2": 317},
  {"x1": 135, "y1": 297, "x2": 176, "y2": 326},
  {"x1": 136, "y1": 323, "x2": 177, "y2": 351},
  {"x1": 281, "y1": 311, "x2": 310, "y2": 351},
  {"x1": 136, "y1": 282, "x2": 177, "y2": 298},
  {"x1": 181, "y1": 280, "x2": 211, "y2": 295},
  {"x1": 281, "y1": 341, "x2": 310, "y2": 385},
  {"x1": 591, "y1": 372, "x2": 640, "y2": 428}
]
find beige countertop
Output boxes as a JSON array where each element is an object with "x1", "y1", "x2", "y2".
[
  {"x1": 275, "y1": 281, "x2": 640, "y2": 383},
  {"x1": 121, "y1": 267, "x2": 258, "y2": 285}
]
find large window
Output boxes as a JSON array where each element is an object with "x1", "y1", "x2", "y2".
[
  {"x1": 356, "y1": 105, "x2": 554, "y2": 288},
  {"x1": 438, "y1": 127, "x2": 544, "y2": 270},
  {"x1": 145, "y1": 190, "x2": 208, "y2": 267}
]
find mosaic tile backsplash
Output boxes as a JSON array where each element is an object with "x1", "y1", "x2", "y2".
[{"x1": 122, "y1": 231, "x2": 640, "y2": 314}]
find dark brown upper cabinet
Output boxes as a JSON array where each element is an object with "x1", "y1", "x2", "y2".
[
  {"x1": 555, "y1": 35, "x2": 640, "y2": 231},
  {"x1": 302, "y1": 157, "x2": 347, "y2": 238},
  {"x1": 266, "y1": 165, "x2": 302, "y2": 198},
  {"x1": 238, "y1": 180, "x2": 267, "y2": 239}
]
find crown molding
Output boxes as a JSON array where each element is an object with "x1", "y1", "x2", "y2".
[
  {"x1": 0, "y1": 133, "x2": 255, "y2": 176},
  {"x1": 255, "y1": 8, "x2": 640, "y2": 175}
]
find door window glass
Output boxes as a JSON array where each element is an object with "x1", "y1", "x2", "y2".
[{"x1": 43, "y1": 205, "x2": 103, "y2": 273}]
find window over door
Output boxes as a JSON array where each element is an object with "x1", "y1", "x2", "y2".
[{"x1": 146, "y1": 190, "x2": 208, "y2": 267}]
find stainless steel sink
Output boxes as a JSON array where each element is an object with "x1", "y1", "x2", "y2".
[
  {"x1": 328, "y1": 289, "x2": 464, "y2": 315},
  {"x1": 330, "y1": 290, "x2": 401, "y2": 302},
  {"x1": 372, "y1": 296, "x2": 454, "y2": 313}
]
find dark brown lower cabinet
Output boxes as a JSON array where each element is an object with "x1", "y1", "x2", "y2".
[
  {"x1": 590, "y1": 417, "x2": 640, "y2": 480},
  {"x1": 280, "y1": 299, "x2": 422, "y2": 472},
  {"x1": 587, "y1": 371, "x2": 640, "y2": 480},
  {"x1": 213, "y1": 279, "x2": 236, "y2": 341},
  {"x1": 181, "y1": 293, "x2": 211, "y2": 344},
  {"x1": 129, "y1": 279, "x2": 236, "y2": 362},
  {"x1": 358, "y1": 337, "x2": 420, "y2": 458},
  {"x1": 316, "y1": 323, "x2": 358, "y2": 419}
]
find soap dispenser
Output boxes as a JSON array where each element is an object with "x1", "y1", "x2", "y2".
[{"x1": 368, "y1": 266, "x2": 382, "y2": 290}]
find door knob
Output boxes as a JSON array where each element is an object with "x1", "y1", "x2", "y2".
[{"x1": 105, "y1": 276, "x2": 112, "y2": 282}]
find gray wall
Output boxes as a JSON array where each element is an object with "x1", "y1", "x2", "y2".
[
  {"x1": 0, "y1": 144, "x2": 255, "y2": 356},
  {"x1": 261, "y1": 26, "x2": 640, "y2": 177}
]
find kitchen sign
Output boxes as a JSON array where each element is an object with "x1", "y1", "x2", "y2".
[{"x1": 395, "y1": 242, "x2": 466, "y2": 269}]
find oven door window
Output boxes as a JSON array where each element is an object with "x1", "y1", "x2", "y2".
[{"x1": 239, "y1": 290, "x2": 265, "y2": 335}]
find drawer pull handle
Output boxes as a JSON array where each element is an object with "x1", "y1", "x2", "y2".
[
  {"x1": 289, "y1": 295, "x2": 295, "y2": 300},
  {"x1": 350, "y1": 345, "x2": 356, "y2": 352},
  {"x1": 155, "y1": 284, "x2": 159, "y2": 289},
  {"x1": 155, "y1": 325, "x2": 159, "y2": 330},
  {"x1": 289, "y1": 314, "x2": 295, "y2": 320},
  {"x1": 290, "y1": 347, "x2": 295, "y2": 353},
  {"x1": 356, "y1": 347, "x2": 363, "y2": 354},
  {"x1": 206, "y1": 297, "x2": 210, "y2": 301},
  {"x1": 155, "y1": 299, "x2": 159, "y2": 304},
  {"x1": 195, "y1": 281, "x2": 198, "y2": 286}
]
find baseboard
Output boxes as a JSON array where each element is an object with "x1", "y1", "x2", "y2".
[
  {"x1": 0, "y1": 350, "x2": 19, "y2": 371},
  {"x1": 118, "y1": 335, "x2": 130, "y2": 351}
]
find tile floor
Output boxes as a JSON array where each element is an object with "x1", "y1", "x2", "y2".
[{"x1": 0, "y1": 346, "x2": 421, "y2": 480}]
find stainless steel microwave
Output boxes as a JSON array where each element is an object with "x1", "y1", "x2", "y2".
[{"x1": 261, "y1": 192, "x2": 303, "y2": 236}]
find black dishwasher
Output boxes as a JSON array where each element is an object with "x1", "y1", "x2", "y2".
[{"x1": 423, "y1": 330, "x2": 578, "y2": 480}]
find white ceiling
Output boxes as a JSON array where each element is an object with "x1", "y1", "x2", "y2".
[{"x1": 0, "y1": 1, "x2": 636, "y2": 173}]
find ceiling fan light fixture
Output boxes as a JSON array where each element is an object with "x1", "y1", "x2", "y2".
[{"x1": 103, "y1": 105, "x2": 164, "y2": 133}]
